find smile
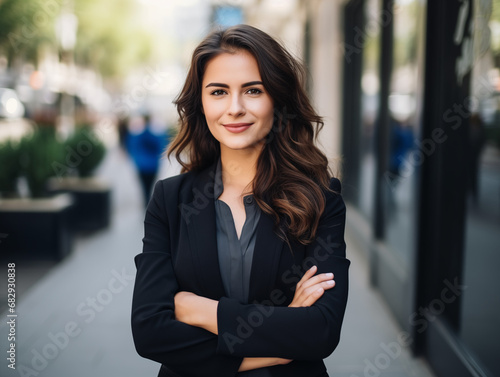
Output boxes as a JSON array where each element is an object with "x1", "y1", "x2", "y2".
[{"x1": 222, "y1": 123, "x2": 253, "y2": 133}]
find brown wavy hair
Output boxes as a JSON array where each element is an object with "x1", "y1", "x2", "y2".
[{"x1": 168, "y1": 24, "x2": 333, "y2": 245}]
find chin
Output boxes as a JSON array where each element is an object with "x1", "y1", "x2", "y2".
[
  {"x1": 220, "y1": 138, "x2": 264, "y2": 151},
  {"x1": 224, "y1": 143, "x2": 255, "y2": 150}
]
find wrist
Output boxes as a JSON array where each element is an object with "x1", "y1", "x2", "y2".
[{"x1": 196, "y1": 297, "x2": 219, "y2": 334}]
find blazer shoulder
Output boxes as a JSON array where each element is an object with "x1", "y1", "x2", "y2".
[
  {"x1": 328, "y1": 177, "x2": 342, "y2": 194},
  {"x1": 157, "y1": 171, "x2": 195, "y2": 193},
  {"x1": 153, "y1": 166, "x2": 213, "y2": 207},
  {"x1": 321, "y1": 177, "x2": 345, "y2": 219},
  {"x1": 150, "y1": 171, "x2": 197, "y2": 209}
]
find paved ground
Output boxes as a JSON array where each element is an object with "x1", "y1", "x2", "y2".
[{"x1": 0, "y1": 147, "x2": 436, "y2": 377}]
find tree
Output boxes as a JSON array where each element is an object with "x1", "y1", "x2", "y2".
[
  {"x1": 0, "y1": 0, "x2": 59, "y2": 66},
  {"x1": 0, "y1": 0, "x2": 154, "y2": 78},
  {"x1": 73, "y1": 0, "x2": 153, "y2": 78}
]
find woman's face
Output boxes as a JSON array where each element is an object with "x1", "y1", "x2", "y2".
[{"x1": 201, "y1": 49, "x2": 274, "y2": 153}]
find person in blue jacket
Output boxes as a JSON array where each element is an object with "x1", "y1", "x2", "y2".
[
  {"x1": 131, "y1": 24, "x2": 350, "y2": 377},
  {"x1": 127, "y1": 114, "x2": 167, "y2": 206}
]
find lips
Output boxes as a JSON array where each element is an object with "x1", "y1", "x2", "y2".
[{"x1": 222, "y1": 123, "x2": 253, "y2": 133}]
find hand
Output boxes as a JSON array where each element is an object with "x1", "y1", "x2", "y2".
[
  {"x1": 288, "y1": 265, "x2": 335, "y2": 308},
  {"x1": 174, "y1": 291, "x2": 218, "y2": 334},
  {"x1": 238, "y1": 357, "x2": 292, "y2": 372},
  {"x1": 174, "y1": 291, "x2": 199, "y2": 325}
]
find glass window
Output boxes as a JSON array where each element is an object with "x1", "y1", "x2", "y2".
[
  {"x1": 383, "y1": 0, "x2": 426, "y2": 265},
  {"x1": 357, "y1": 0, "x2": 381, "y2": 220},
  {"x1": 459, "y1": 1, "x2": 500, "y2": 375}
]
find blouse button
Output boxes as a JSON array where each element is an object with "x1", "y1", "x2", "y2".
[{"x1": 245, "y1": 196, "x2": 253, "y2": 205}]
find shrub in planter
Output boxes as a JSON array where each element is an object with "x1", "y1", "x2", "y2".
[
  {"x1": 1, "y1": 127, "x2": 73, "y2": 261},
  {"x1": 0, "y1": 193, "x2": 74, "y2": 261},
  {"x1": 63, "y1": 125, "x2": 106, "y2": 177},
  {"x1": 0, "y1": 140, "x2": 21, "y2": 197},
  {"x1": 18, "y1": 127, "x2": 64, "y2": 198},
  {"x1": 49, "y1": 125, "x2": 110, "y2": 232}
]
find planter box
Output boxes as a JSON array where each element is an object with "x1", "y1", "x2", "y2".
[
  {"x1": 0, "y1": 194, "x2": 74, "y2": 261},
  {"x1": 48, "y1": 177, "x2": 111, "y2": 232}
]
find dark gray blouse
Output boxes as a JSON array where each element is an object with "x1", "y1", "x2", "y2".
[
  {"x1": 214, "y1": 159, "x2": 261, "y2": 304},
  {"x1": 214, "y1": 160, "x2": 273, "y2": 377}
]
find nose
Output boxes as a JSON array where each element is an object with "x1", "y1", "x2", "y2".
[{"x1": 227, "y1": 94, "x2": 245, "y2": 117}]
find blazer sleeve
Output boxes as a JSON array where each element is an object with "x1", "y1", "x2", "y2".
[
  {"x1": 216, "y1": 178, "x2": 350, "y2": 360},
  {"x1": 131, "y1": 181, "x2": 243, "y2": 376}
]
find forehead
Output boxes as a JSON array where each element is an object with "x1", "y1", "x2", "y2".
[{"x1": 202, "y1": 50, "x2": 262, "y2": 84}]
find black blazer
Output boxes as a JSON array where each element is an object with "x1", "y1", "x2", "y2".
[{"x1": 131, "y1": 163, "x2": 350, "y2": 377}]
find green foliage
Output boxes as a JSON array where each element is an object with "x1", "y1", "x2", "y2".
[
  {"x1": 0, "y1": 0, "x2": 153, "y2": 77},
  {"x1": 18, "y1": 127, "x2": 64, "y2": 198},
  {"x1": 0, "y1": 139, "x2": 21, "y2": 196},
  {"x1": 0, "y1": 0, "x2": 60, "y2": 64},
  {"x1": 2, "y1": 124, "x2": 107, "y2": 198},
  {"x1": 64, "y1": 125, "x2": 106, "y2": 177},
  {"x1": 73, "y1": 0, "x2": 153, "y2": 77}
]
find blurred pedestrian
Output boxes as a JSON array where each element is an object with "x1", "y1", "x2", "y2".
[
  {"x1": 117, "y1": 116, "x2": 130, "y2": 153},
  {"x1": 132, "y1": 25, "x2": 349, "y2": 377},
  {"x1": 389, "y1": 117, "x2": 414, "y2": 178},
  {"x1": 127, "y1": 114, "x2": 167, "y2": 206}
]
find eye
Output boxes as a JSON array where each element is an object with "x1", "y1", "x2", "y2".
[
  {"x1": 210, "y1": 89, "x2": 227, "y2": 96},
  {"x1": 246, "y1": 88, "x2": 263, "y2": 95}
]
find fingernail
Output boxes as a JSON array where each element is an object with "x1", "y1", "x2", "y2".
[
  {"x1": 317, "y1": 287, "x2": 323, "y2": 293},
  {"x1": 326, "y1": 280, "x2": 335, "y2": 285},
  {"x1": 325, "y1": 273, "x2": 333, "y2": 278},
  {"x1": 310, "y1": 265, "x2": 317, "y2": 270}
]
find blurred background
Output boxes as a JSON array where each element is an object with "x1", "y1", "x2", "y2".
[{"x1": 0, "y1": 0, "x2": 498, "y2": 376}]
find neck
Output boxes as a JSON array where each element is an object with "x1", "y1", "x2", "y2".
[{"x1": 220, "y1": 145, "x2": 262, "y2": 193}]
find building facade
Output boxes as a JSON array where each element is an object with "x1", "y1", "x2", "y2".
[
  {"x1": 210, "y1": 1, "x2": 499, "y2": 375},
  {"x1": 305, "y1": 0, "x2": 499, "y2": 376}
]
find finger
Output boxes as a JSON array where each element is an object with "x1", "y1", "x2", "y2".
[
  {"x1": 291, "y1": 278, "x2": 336, "y2": 307},
  {"x1": 300, "y1": 265, "x2": 317, "y2": 284},
  {"x1": 323, "y1": 279, "x2": 336, "y2": 289},
  {"x1": 310, "y1": 279, "x2": 336, "y2": 294},
  {"x1": 296, "y1": 265, "x2": 317, "y2": 290},
  {"x1": 295, "y1": 274, "x2": 333, "y2": 302},
  {"x1": 300, "y1": 279, "x2": 335, "y2": 302},
  {"x1": 302, "y1": 287, "x2": 325, "y2": 307},
  {"x1": 298, "y1": 272, "x2": 334, "y2": 292}
]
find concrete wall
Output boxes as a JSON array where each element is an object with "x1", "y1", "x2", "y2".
[
  {"x1": 244, "y1": 0, "x2": 345, "y2": 176},
  {"x1": 307, "y1": 0, "x2": 346, "y2": 177}
]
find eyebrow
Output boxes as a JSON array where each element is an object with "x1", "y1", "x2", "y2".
[{"x1": 205, "y1": 81, "x2": 264, "y2": 88}]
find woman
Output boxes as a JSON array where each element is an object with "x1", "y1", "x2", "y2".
[{"x1": 131, "y1": 24, "x2": 350, "y2": 377}]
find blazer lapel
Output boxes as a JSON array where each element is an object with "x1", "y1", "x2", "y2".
[
  {"x1": 248, "y1": 212, "x2": 284, "y2": 302},
  {"x1": 184, "y1": 162, "x2": 285, "y2": 303},
  {"x1": 185, "y1": 164, "x2": 227, "y2": 299}
]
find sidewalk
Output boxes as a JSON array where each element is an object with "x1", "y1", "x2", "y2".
[
  {"x1": 0, "y1": 148, "x2": 435, "y2": 377},
  {"x1": 326, "y1": 225, "x2": 435, "y2": 377}
]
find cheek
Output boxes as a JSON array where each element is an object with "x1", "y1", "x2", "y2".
[
  {"x1": 262, "y1": 104, "x2": 275, "y2": 130},
  {"x1": 255, "y1": 106, "x2": 275, "y2": 140},
  {"x1": 248, "y1": 99, "x2": 274, "y2": 124},
  {"x1": 202, "y1": 101, "x2": 224, "y2": 125}
]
